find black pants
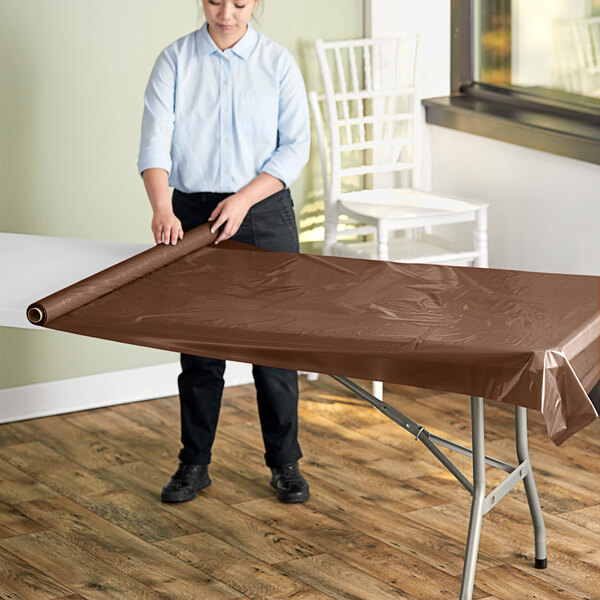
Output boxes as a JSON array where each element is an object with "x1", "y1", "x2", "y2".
[{"x1": 172, "y1": 187, "x2": 302, "y2": 468}]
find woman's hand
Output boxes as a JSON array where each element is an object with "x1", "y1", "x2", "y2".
[
  {"x1": 142, "y1": 169, "x2": 182, "y2": 245},
  {"x1": 152, "y1": 208, "x2": 184, "y2": 245},
  {"x1": 209, "y1": 193, "x2": 253, "y2": 244}
]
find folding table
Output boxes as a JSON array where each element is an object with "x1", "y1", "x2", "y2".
[{"x1": 23, "y1": 223, "x2": 600, "y2": 600}]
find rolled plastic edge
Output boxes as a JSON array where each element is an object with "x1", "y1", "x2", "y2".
[
  {"x1": 26, "y1": 303, "x2": 47, "y2": 326},
  {"x1": 26, "y1": 222, "x2": 219, "y2": 327}
]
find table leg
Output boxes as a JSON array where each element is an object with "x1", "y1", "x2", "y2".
[
  {"x1": 330, "y1": 377, "x2": 548, "y2": 595},
  {"x1": 515, "y1": 406, "x2": 547, "y2": 569},
  {"x1": 460, "y1": 396, "x2": 486, "y2": 600}
]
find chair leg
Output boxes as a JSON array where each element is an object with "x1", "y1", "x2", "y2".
[
  {"x1": 460, "y1": 396, "x2": 486, "y2": 600},
  {"x1": 372, "y1": 381, "x2": 383, "y2": 400},
  {"x1": 377, "y1": 221, "x2": 389, "y2": 261},
  {"x1": 515, "y1": 406, "x2": 547, "y2": 569},
  {"x1": 323, "y1": 199, "x2": 339, "y2": 256},
  {"x1": 474, "y1": 205, "x2": 488, "y2": 268}
]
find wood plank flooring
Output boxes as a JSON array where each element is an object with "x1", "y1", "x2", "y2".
[{"x1": 0, "y1": 377, "x2": 599, "y2": 599}]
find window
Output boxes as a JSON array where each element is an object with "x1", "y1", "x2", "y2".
[
  {"x1": 477, "y1": 0, "x2": 600, "y2": 98},
  {"x1": 422, "y1": 0, "x2": 600, "y2": 165}
]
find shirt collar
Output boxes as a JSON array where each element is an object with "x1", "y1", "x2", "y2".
[{"x1": 196, "y1": 22, "x2": 258, "y2": 60}]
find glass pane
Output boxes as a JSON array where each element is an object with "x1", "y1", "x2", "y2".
[{"x1": 475, "y1": 0, "x2": 600, "y2": 100}]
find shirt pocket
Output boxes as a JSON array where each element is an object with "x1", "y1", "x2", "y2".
[{"x1": 236, "y1": 92, "x2": 279, "y2": 137}]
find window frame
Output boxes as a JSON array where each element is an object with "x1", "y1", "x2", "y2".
[{"x1": 422, "y1": 0, "x2": 600, "y2": 165}]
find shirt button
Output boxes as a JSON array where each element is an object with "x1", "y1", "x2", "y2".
[
  {"x1": 224, "y1": 107, "x2": 229, "y2": 112},
  {"x1": 224, "y1": 167, "x2": 229, "y2": 173},
  {"x1": 224, "y1": 138, "x2": 229, "y2": 144},
  {"x1": 224, "y1": 79, "x2": 229, "y2": 84}
]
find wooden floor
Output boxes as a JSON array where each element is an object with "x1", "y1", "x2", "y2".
[{"x1": 1, "y1": 377, "x2": 599, "y2": 600}]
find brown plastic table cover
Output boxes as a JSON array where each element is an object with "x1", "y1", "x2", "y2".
[{"x1": 27, "y1": 222, "x2": 599, "y2": 445}]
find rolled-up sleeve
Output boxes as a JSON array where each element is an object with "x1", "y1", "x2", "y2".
[
  {"x1": 137, "y1": 49, "x2": 176, "y2": 176},
  {"x1": 261, "y1": 53, "x2": 310, "y2": 188}
]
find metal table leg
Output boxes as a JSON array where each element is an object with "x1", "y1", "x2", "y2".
[
  {"x1": 516, "y1": 406, "x2": 547, "y2": 569},
  {"x1": 460, "y1": 396, "x2": 486, "y2": 600},
  {"x1": 329, "y1": 378, "x2": 547, "y2": 599}
]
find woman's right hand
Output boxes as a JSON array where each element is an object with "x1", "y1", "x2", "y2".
[{"x1": 152, "y1": 209, "x2": 184, "y2": 245}]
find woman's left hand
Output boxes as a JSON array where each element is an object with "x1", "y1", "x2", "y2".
[{"x1": 208, "y1": 193, "x2": 253, "y2": 245}]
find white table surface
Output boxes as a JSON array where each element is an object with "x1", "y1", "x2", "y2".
[{"x1": 1, "y1": 232, "x2": 152, "y2": 329}]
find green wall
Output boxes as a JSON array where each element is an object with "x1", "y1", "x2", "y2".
[{"x1": 0, "y1": 0, "x2": 363, "y2": 389}]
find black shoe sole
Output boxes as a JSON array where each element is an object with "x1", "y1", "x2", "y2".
[
  {"x1": 160, "y1": 477, "x2": 212, "y2": 503},
  {"x1": 276, "y1": 490, "x2": 310, "y2": 503},
  {"x1": 270, "y1": 478, "x2": 310, "y2": 503}
]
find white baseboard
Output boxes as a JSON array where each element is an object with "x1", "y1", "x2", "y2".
[{"x1": 0, "y1": 361, "x2": 254, "y2": 424}]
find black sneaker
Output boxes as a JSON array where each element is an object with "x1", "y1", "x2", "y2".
[
  {"x1": 160, "y1": 462, "x2": 211, "y2": 503},
  {"x1": 269, "y1": 462, "x2": 310, "y2": 503}
]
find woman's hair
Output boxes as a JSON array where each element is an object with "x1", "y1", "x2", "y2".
[{"x1": 196, "y1": 1, "x2": 264, "y2": 27}]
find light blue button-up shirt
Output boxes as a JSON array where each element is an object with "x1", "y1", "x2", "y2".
[{"x1": 138, "y1": 23, "x2": 310, "y2": 193}]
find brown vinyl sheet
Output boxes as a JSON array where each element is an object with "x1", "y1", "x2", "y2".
[{"x1": 28, "y1": 222, "x2": 600, "y2": 445}]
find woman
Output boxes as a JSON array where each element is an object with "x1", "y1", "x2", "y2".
[{"x1": 138, "y1": 0, "x2": 310, "y2": 503}]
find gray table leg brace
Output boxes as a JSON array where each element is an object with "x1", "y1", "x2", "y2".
[{"x1": 330, "y1": 376, "x2": 547, "y2": 600}]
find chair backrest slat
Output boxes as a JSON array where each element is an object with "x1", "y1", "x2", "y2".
[
  {"x1": 339, "y1": 138, "x2": 412, "y2": 152},
  {"x1": 340, "y1": 162, "x2": 414, "y2": 177},
  {"x1": 338, "y1": 113, "x2": 413, "y2": 127},
  {"x1": 333, "y1": 47, "x2": 352, "y2": 145},
  {"x1": 364, "y1": 44, "x2": 373, "y2": 92},
  {"x1": 330, "y1": 89, "x2": 412, "y2": 100},
  {"x1": 308, "y1": 91, "x2": 330, "y2": 200},
  {"x1": 347, "y1": 46, "x2": 365, "y2": 143}
]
